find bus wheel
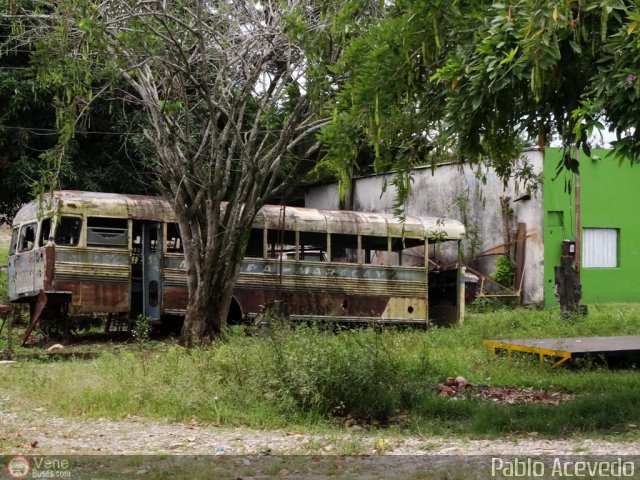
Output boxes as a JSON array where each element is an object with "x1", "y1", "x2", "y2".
[{"x1": 226, "y1": 297, "x2": 243, "y2": 326}]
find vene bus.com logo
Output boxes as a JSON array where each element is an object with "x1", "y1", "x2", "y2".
[
  {"x1": 6, "y1": 456, "x2": 72, "y2": 479},
  {"x1": 7, "y1": 456, "x2": 30, "y2": 479}
]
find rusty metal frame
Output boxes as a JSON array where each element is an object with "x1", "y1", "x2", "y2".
[{"x1": 465, "y1": 265, "x2": 521, "y2": 299}]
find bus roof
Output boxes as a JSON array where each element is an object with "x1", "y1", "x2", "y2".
[
  {"x1": 13, "y1": 190, "x2": 465, "y2": 241},
  {"x1": 255, "y1": 205, "x2": 465, "y2": 241}
]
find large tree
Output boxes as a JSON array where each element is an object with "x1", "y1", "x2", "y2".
[
  {"x1": 321, "y1": 0, "x2": 640, "y2": 201},
  {"x1": 432, "y1": 1, "x2": 640, "y2": 168},
  {"x1": 5, "y1": 0, "x2": 345, "y2": 345}
]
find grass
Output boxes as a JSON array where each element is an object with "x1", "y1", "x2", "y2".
[{"x1": 1, "y1": 304, "x2": 640, "y2": 443}]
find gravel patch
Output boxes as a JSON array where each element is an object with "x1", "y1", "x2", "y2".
[{"x1": 1, "y1": 408, "x2": 639, "y2": 456}]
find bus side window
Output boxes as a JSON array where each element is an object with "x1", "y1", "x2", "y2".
[
  {"x1": 166, "y1": 223, "x2": 183, "y2": 253},
  {"x1": 39, "y1": 218, "x2": 52, "y2": 247},
  {"x1": 55, "y1": 216, "x2": 82, "y2": 246},
  {"x1": 149, "y1": 225, "x2": 158, "y2": 253},
  {"x1": 9, "y1": 227, "x2": 19, "y2": 255},
  {"x1": 18, "y1": 222, "x2": 37, "y2": 252},
  {"x1": 87, "y1": 217, "x2": 128, "y2": 248},
  {"x1": 244, "y1": 228, "x2": 264, "y2": 258}
]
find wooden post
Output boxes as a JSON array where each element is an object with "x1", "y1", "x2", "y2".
[
  {"x1": 514, "y1": 223, "x2": 527, "y2": 304},
  {"x1": 456, "y1": 240, "x2": 465, "y2": 325},
  {"x1": 555, "y1": 241, "x2": 583, "y2": 317},
  {"x1": 425, "y1": 239, "x2": 430, "y2": 324},
  {"x1": 500, "y1": 196, "x2": 512, "y2": 258}
]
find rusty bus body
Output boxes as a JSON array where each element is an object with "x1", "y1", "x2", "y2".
[{"x1": 8, "y1": 191, "x2": 466, "y2": 342}]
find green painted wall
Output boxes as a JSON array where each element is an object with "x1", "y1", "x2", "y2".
[{"x1": 543, "y1": 148, "x2": 640, "y2": 307}]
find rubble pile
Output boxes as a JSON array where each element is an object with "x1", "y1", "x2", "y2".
[{"x1": 438, "y1": 376, "x2": 573, "y2": 405}]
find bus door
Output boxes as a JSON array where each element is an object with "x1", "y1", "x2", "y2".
[{"x1": 132, "y1": 221, "x2": 163, "y2": 321}]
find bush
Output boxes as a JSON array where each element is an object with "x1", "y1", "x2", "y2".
[
  {"x1": 491, "y1": 255, "x2": 515, "y2": 288},
  {"x1": 467, "y1": 296, "x2": 516, "y2": 314},
  {"x1": 258, "y1": 325, "x2": 434, "y2": 423}
]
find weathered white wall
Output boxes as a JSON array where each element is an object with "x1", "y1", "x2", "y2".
[{"x1": 305, "y1": 149, "x2": 545, "y2": 304}]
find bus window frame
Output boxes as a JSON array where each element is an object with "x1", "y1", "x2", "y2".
[
  {"x1": 9, "y1": 227, "x2": 19, "y2": 256},
  {"x1": 17, "y1": 221, "x2": 38, "y2": 253},
  {"x1": 165, "y1": 222, "x2": 183, "y2": 253},
  {"x1": 86, "y1": 216, "x2": 129, "y2": 248},
  {"x1": 54, "y1": 215, "x2": 83, "y2": 247},
  {"x1": 263, "y1": 226, "x2": 429, "y2": 269},
  {"x1": 39, "y1": 217, "x2": 52, "y2": 247}
]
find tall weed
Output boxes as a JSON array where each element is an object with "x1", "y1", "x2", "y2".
[{"x1": 258, "y1": 325, "x2": 433, "y2": 423}]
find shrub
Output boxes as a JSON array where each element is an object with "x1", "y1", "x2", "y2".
[
  {"x1": 492, "y1": 255, "x2": 515, "y2": 288},
  {"x1": 467, "y1": 296, "x2": 516, "y2": 314},
  {"x1": 258, "y1": 325, "x2": 434, "y2": 423}
]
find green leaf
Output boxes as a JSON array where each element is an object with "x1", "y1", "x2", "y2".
[
  {"x1": 568, "y1": 40, "x2": 582, "y2": 54},
  {"x1": 471, "y1": 95, "x2": 482, "y2": 111}
]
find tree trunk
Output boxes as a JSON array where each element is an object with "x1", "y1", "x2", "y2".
[
  {"x1": 180, "y1": 280, "x2": 234, "y2": 347},
  {"x1": 176, "y1": 203, "x2": 250, "y2": 347}
]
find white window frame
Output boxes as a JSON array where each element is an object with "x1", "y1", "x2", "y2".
[{"x1": 582, "y1": 228, "x2": 618, "y2": 268}]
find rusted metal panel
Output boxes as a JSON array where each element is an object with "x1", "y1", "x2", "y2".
[
  {"x1": 15, "y1": 191, "x2": 465, "y2": 241},
  {"x1": 381, "y1": 297, "x2": 427, "y2": 320},
  {"x1": 386, "y1": 214, "x2": 424, "y2": 239},
  {"x1": 22, "y1": 290, "x2": 48, "y2": 344},
  {"x1": 162, "y1": 286, "x2": 189, "y2": 312},
  {"x1": 164, "y1": 256, "x2": 430, "y2": 319},
  {"x1": 321, "y1": 210, "x2": 360, "y2": 235},
  {"x1": 233, "y1": 289, "x2": 392, "y2": 319},
  {"x1": 55, "y1": 249, "x2": 130, "y2": 282},
  {"x1": 8, "y1": 246, "x2": 54, "y2": 300},
  {"x1": 236, "y1": 260, "x2": 426, "y2": 297},
  {"x1": 349, "y1": 211, "x2": 390, "y2": 238},
  {"x1": 52, "y1": 247, "x2": 130, "y2": 313},
  {"x1": 79, "y1": 281, "x2": 129, "y2": 312},
  {"x1": 49, "y1": 280, "x2": 129, "y2": 313},
  {"x1": 52, "y1": 191, "x2": 130, "y2": 222},
  {"x1": 53, "y1": 281, "x2": 82, "y2": 307},
  {"x1": 15, "y1": 191, "x2": 174, "y2": 226},
  {"x1": 123, "y1": 194, "x2": 174, "y2": 222}
]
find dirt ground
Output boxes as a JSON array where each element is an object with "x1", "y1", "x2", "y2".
[{"x1": 1, "y1": 403, "x2": 638, "y2": 456}]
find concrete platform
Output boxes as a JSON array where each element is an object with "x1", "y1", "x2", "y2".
[{"x1": 483, "y1": 335, "x2": 640, "y2": 367}]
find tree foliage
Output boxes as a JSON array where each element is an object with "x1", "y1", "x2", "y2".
[
  {"x1": 319, "y1": 0, "x2": 464, "y2": 212},
  {"x1": 321, "y1": 0, "x2": 640, "y2": 210},
  {"x1": 433, "y1": 1, "x2": 639, "y2": 168},
  {"x1": 0, "y1": 7, "x2": 153, "y2": 224}
]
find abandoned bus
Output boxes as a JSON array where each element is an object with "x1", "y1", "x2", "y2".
[{"x1": 8, "y1": 191, "x2": 466, "y2": 342}]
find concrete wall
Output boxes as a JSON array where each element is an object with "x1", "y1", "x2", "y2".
[{"x1": 305, "y1": 149, "x2": 545, "y2": 304}]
